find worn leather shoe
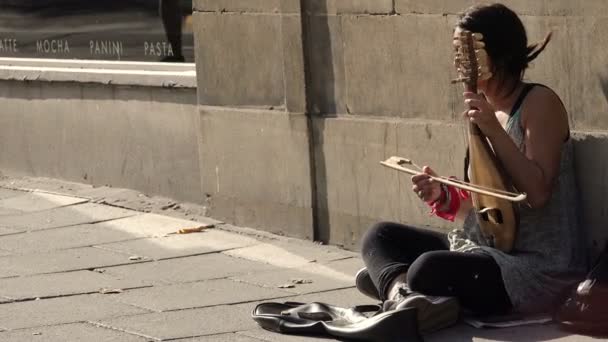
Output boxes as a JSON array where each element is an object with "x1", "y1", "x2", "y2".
[{"x1": 355, "y1": 268, "x2": 381, "y2": 301}]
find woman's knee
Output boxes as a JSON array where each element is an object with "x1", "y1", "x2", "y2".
[
  {"x1": 406, "y1": 251, "x2": 447, "y2": 292},
  {"x1": 361, "y1": 221, "x2": 399, "y2": 256}
]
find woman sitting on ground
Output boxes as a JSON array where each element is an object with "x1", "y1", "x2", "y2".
[{"x1": 356, "y1": 3, "x2": 588, "y2": 333}]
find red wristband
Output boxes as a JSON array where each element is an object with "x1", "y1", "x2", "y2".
[{"x1": 427, "y1": 177, "x2": 470, "y2": 222}]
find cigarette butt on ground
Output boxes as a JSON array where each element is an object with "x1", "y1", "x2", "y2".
[{"x1": 167, "y1": 225, "x2": 213, "y2": 235}]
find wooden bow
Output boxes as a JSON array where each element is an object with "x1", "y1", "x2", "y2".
[{"x1": 380, "y1": 156, "x2": 527, "y2": 202}]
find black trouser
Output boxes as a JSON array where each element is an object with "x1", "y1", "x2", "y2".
[{"x1": 361, "y1": 221, "x2": 512, "y2": 315}]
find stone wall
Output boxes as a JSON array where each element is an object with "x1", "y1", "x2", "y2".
[
  {"x1": 0, "y1": 81, "x2": 202, "y2": 204},
  {"x1": 194, "y1": 0, "x2": 608, "y2": 254}
]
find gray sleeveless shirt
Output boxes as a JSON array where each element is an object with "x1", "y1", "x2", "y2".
[{"x1": 448, "y1": 86, "x2": 588, "y2": 313}]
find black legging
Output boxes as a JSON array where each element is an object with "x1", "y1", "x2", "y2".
[{"x1": 361, "y1": 221, "x2": 512, "y2": 315}]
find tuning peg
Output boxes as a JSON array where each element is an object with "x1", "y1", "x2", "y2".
[
  {"x1": 472, "y1": 32, "x2": 484, "y2": 40},
  {"x1": 451, "y1": 76, "x2": 470, "y2": 84},
  {"x1": 475, "y1": 49, "x2": 488, "y2": 59},
  {"x1": 474, "y1": 41, "x2": 485, "y2": 49},
  {"x1": 479, "y1": 72, "x2": 493, "y2": 81},
  {"x1": 456, "y1": 56, "x2": 470, "y2": 63},
  {"x1": 476, "y1": 58, "x2": 488, "y2": 68}
]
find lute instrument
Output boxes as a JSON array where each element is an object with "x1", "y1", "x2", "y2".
[{"x1": 452, "y1": 30, "x2": 520, "y2": 252}]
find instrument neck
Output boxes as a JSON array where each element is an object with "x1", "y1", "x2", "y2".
[
  {"x1": 466, "y1": 84, "x2": 483, "y2": 137},
  {"x1": 469, "y1": 121, "x2": 483, "y2": 136}
]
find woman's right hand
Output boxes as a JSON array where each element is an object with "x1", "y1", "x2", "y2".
[{"x1": 411, "y1": 166, "x2": 442, "y2": 204}]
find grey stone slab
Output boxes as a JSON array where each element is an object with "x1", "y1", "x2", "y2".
[
  {"x1": 0, "y1": 323, "x2": 150, "y2": 342},
  {"x1": 305, "y1": 14, "x2": 346, "y2": 115},
  {"x1": 224, "y1": 239, "x2": 358, "y2": 268},
  {"x1": 96, "y1": 302, "x2": 260, "y2": 340},
  {"x1": 0, "y1": 224, "x2": 143, "y2": 254},
  {"x1": 99, "y1": 253, "x2": 274, "y2": 285},
  {"x1": 113, "y1": 278, "x2": 292, "y2": 311},
  {"x1": 0, "y1": 188, "x2": 24, "y2": 200},
  {"x1": 72, "y1": 187, "x2": 136, "y2": 202},
  {"x1": 0, "y1": 192, "x2": 88, "y2": 213},
  {"x1": 96, "y1": 213, "x2": 213, "y2": 238},
  {"x1": 94, "y1": 229, "x2": 260, "y2": 260},
  {"x1": 175, "y1": 334, "x2": 264, "y2": 342},
  {"x1": 0, "y1": 177, "x2": 95, "y2": 197},
  {"x1": 0, "y1": 83, "x2": 201, "y2": 203},
  {"x1": 310, "y1": 116, "x2": 401, "y2": 248},
  {"x1": 0, "y1": 269, "x2": 19, "y2": 278},
  {"x1": 239, "y1": 329, "x2": 333, "y2": 342},
  {"x1": 198, "y1": 108, "x2": 314, "y2": 240},
  {"x1": 0, "y1": 247, "x2": 145, "y2": 277},
  {"x1": 395, "y1": 0, "x2": 608, "y2": 17},
  {"x1": 0, "y1": 202, "x2": 138, "y2": 232},
  {"x1": 395, "y1": 14, "x2": 457, "y2": 120},
  {"x1": 194, "y1": 0, "x2": 284, "y2": 13},
  {"x1": 0, "y1": 207, "x2": 24, "y2": 216},
  {"x1": 0, "y1": 294, "x2": 149, "y2": 330},
  {"x1": 194, "y1": 13, "x2": 284, "y2": 107},
  {"x1": 322, "y1": 257, "x2": 365, "y2": 277},
  {"x1": 0, "y1": 270, "x2": 151, "y2": 300},
  {"x1": 0, "y1": 227, "x2": 19, "y2": 236},
  {"x1": 303, "y1": 0, "x2": 393, "y2": 14},
  {"x1": 342, "y1": 16, "x2": 401, "y2": 116},
  {"x1": 425, "y1": 322, "x2": 597, "y2": 342},
  {"x1": 231, "y1": 261, "x2": 356, "y2": 295},
  {"x1": 281, "y1": 14, "x2": 306, "y2": 114}
]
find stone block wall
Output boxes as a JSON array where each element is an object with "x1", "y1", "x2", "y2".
[{"x1": 193, "y1": 0, "x2": 608, "y2": 254}]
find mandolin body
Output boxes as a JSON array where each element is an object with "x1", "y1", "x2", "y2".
[
  {"x1": 454, "y1": 30, "x2": 519, "y2": 253},
  {"x1": 468, "y1": 126, "x2": 518, "y2": 252}
]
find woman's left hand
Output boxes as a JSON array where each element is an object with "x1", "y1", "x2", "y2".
[{"x1": 463, "y1": 92, "x2": 503, "y2": 138}]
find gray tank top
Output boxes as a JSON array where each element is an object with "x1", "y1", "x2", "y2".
[{"x1": 448, "y1": 84, "x2": 589, "y2": 313}]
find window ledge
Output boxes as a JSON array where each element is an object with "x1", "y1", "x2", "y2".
[{"x1": 0, "y1": 58, "x2": 196, "y2": 88}]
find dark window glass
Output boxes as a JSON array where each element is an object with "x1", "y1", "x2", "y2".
[{"x1": 0, "y1": 0, "x2": 194, "y2": 62}]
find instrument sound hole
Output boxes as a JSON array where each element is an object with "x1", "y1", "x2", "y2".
[
  {"x1": 479, "y1": 207, "x2": 504, "y2": 224},
  {"x1": 493, "y1": 210, "x2": 504, "y2": 224},
  {"x1": 480, "y1": 208, "x2": 489, "y2": 221}
]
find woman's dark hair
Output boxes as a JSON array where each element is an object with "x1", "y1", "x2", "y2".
[{"x1": 456, "y1": 3, "x2": 551, "y2": 94}]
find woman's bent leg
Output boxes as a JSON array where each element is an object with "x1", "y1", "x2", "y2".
[
  {"x1": 407, "y1": 250, "x2": 512, "y2": 315},
  {"x1": 361, "y1": 221, "x2": 449, "y2": 301}
]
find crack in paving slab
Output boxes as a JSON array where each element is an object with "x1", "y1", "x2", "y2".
[
  {"x1": 89, "y1": 321, "x2": 163, "y2": 341},
  {"x1": 126, "y1": 285, "x2": 359, "y2": 315},
  {"x1": 0, "y1": 293, "x2": 155, "y2": 330},
  {"x1": 0, "y1": 232, "x2": 150, "y2": 255},
  {"x1": 0, "y1": 202, "x2": 139, "y2": 233},
  {"x1": 0, "y1": 322, "x2": 156, "y2": 342},
  {"x1": 92, "y1": 243, "x2": 222, "y2": 262},
  {"x1": 163, "y1": 332, "x2": 268, "y2": 341},
  {"x1": 0, "y1": 228, "x2": 23, "y2": 237},
  {"x1": 1, "y1": 284, "x2": 154, "y2": 304},
  {"x1": 0, "y1": 247, "x2": 154, "y2": 279}
]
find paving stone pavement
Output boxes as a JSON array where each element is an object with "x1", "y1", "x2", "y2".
[{"x1": 0, "y1": 177, "x2": 602, "y2": 341}]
